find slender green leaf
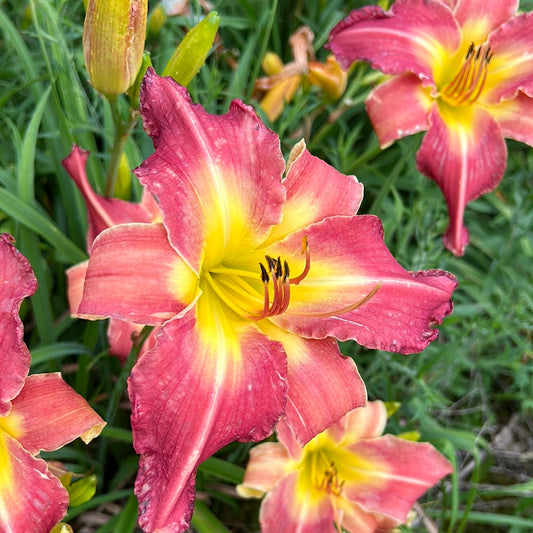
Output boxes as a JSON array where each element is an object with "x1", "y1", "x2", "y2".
[{"x1": 0, "y1": 187, "x2": 86, "y2": 264}]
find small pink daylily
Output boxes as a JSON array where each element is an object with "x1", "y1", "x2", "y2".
[
  {"x1": 64, "y1": 146, "x2": 161, "y2": 360},
  {"x1": 0, "y1": 234, "x2": 105, "y2": 532},
  {"x1": 327, "y1": 0, "x2": 533, "y2": 256},
  {"x1": 238, "y1": 401, "x2": 453, "y2": 532},
  {"x1": 75, "y1": 68, "x2": 456, "y2": 531}
]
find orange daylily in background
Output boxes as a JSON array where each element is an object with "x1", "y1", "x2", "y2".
[
  {"x1": 328, "y1": 0, "x2": 533, "y2": 255},
  {"x1": 0, "y1": 234, "x2": 105, "y2": 533},
  {"x1": 256, "y1": 26, "x2": 347, "y2": 121},
  {"x1": 238, "y1": 401, "x2": 453, "y2": 532}
]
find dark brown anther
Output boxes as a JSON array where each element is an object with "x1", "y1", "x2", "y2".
[
  {"x1": 265, "y1": 255, "x2": 276, "y2": 273},
  {"x1": 259, "y1": 263, "x2": 270, "y2": 283},
  {"x1": 283, "y1": 260, "x2": 290, "y2": 281},
  {"x1": 275, "y1": 257, "x2": 282, "y2": 278}
]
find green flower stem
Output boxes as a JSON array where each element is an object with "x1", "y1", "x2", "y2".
[{"x1": 104, "y1": 96, "x2": 138, "y2": 197}]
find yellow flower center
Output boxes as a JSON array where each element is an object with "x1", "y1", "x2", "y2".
[
  {"x1": 201, "y1": 236, "x2": 311, "y2": 321},
  {"x1": 441, "y1": 42, "x2": 493, "y2": 106},
  {"x1": 296, "y1": 441, "x2": 347, "y2": 503}
]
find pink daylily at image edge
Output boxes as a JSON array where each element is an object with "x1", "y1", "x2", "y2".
[
  {"x1": 63, "y1": 146, "x2": 161, "y2": 360},
  {"x1": 75, "y1": 68, "x2": 456, "y2": 531},
  {"x1": 238, "y1": 401, "x2": 453, "y2": 533},
  {"x1": 0, "y1": 234, "x2": 37, "y2": 416},
  {"x1": 0, "y1": 235, "x2": 106, "y2": 533},
  {"x1": 327, "y1": 0, "x2": 533, "y2": 255}
]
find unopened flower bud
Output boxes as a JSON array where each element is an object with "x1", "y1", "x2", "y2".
[
  {"x1": 162, "y1": 12, "x2": 220, "y2": 87},
  {"x1": 83, "y1": 0, "x2": 148, "y2": 97}
]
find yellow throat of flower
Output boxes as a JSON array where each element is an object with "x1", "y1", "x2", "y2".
[{"x1": 441, "y1": 42, "x2": 493, "y2": 106}]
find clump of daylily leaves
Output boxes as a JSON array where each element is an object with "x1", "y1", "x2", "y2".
[{"x1": 11, "y1": 0, "x2": 533, "y2": 531}]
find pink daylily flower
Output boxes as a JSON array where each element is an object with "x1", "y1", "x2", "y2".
[
  {"x1": 75, "y1": 68, "x2": 456, "y2": 531},
  {"x1": 64, "y1": 145, "x2": 161, "y2": 360},
  {"x1": 0, "y1": 234, "x2": 37, "y2": 416},
  {"x1": 0, "y1": 234, "x2": 106, "y2": 532},
  {"x1": 327, "y1": 0, "x2": 533, "y2": 255},
  {"x1": 238, "y1": 401, "x2": 453, "y2": 532}
]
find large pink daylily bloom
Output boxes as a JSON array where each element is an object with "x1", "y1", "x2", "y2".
[
  {"x1": 327, "y1": 0, "x2": 533, "y2": 256},
  {"x1": 75, "y1": 68, "x2": 456, "y2": 531},
  {"x1": 238, "y1": 401, "x2": 453, "y2": 532},
  {"x1": 0, "y1": 234, "x2": 105, "y2": 532},
  {"x1": 64, "y1": 145, "x2": 161, "y2": 360}
]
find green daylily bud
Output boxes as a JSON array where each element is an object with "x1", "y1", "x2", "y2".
[
  {"x1": 83, "y1": 0, "x2": 148, "y2": 97},
  {"x1": 114, "y1": 151, "x2": 133, "y2": 200},
  {"x1": 50, "y1": 523, "x2": 74, "y2": 533},
  {"x1": 67, "y1": 473, "x2": 98, "y2": 507},
  {"x1": 162, "y1": 12, "x2": 220, "y2": 87}
]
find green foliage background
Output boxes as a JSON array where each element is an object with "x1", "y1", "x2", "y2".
[{"x1": 0, "y1": 0, "x2": 532, "y2": 531}]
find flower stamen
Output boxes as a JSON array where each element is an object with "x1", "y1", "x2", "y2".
[
  {"x1": 319, "y1": 461, "x2": 345, "y2": 497},
  {"x1": 442, "y1": 42, "x2": 492, "y2": 105},
  {"x1": 251, "y1": 255, "x2": 292, "y2": 320},
  {"x1": 250, "y1": 235, "x2": 380, "y2": 320}
]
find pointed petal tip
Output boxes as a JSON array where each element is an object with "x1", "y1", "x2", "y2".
[
  {"x1": 80, "y1": 420, "x2": 107, "y2": 444},
  {"x1": 443, "y1": 224, "x2": 469, "y2": 256}
]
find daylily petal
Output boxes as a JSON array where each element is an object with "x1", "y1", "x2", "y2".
[
  {"x1": 490, "y1": 91, "x2": 533, "y2": 146},
  {"x1": 327, "y1": 0, "x2": 461, "y2": 87},
  {"x1": 342, "y1": 435, "x2": 453, "y2": 523},
  {"x1": 260, "y1": 75, "x2": 301, "y2": 122},
  {"x1": 453, "y1": 0, "x2": 517, "y2": 43},
  {"x1": 135, "y1": 68, "x2": 286, "y2": 272},
  {"x1": 0, "y1": 234, "x2": 37, "y2": 413},
  {"x1": 337, "y1": 499, "x2": 389, "y2": 533},
  {"x1": 129, "y1": 314, "x2": 288, "y2": 532},
  {"x1": 66, "y1": 260, "x2": 88, "y2": 316},
  {"x1": 8, "y1": 373, "x2": 105, "y2": 454},
  {"x1": 62, "y1": 145, "x2": 155, "y2": 251},
  {"x1": 417, "y1": 103, "x2": 507, "y2": 256},
  {"x1": 483, "y1": 12, "x2": 533, "y2": 104},
  {"x1": 270, "y1": 215, "x2": 456, "y2": 353},
  {"x1": 259, "y1": 471, "x2": 335, "y2": 533},
  {"x1": 327, "y1": 400, "x2": 388, "y2": 445},
  {"x1": 107, "y1": 318, "x2": 144, "y2": 361},
  {"x1": 77, "y1": 223, "x2": 195, "y2": 324},
  {"x1": 0, "y1": 432, "x2": 68, "y2": 532},
  {"x1": 237, "y1": 442, "x2": 291, "y2": 495},
  {"x1": 267, "y1": 139, "x2": 363, "y2": 244},
  {"x1": 365, "y1": 73, "x2": 432, "y2": 148},
  {"x1": 260, "y1": 322, "x2": 366, "y2": 445}
]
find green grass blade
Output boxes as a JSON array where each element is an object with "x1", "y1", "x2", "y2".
[
  {"x1": 191, "y1": 500, "x2": 230, "y2": 533},
  {"x1": 0, "y1": 187, "x2": 86, "y2": 264}
]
